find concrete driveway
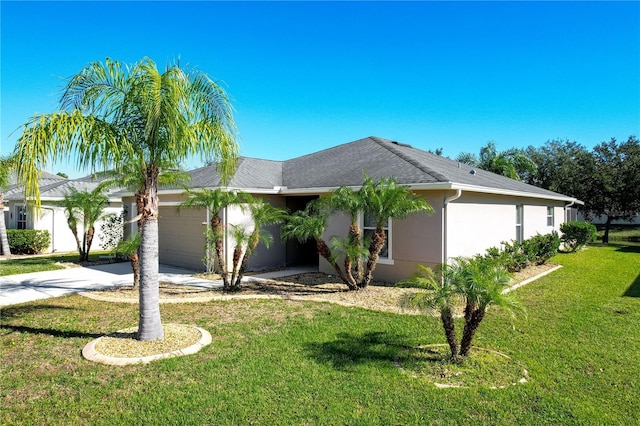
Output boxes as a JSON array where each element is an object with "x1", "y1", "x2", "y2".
[{"x1": 0, "y1": 262, "x2": 221, "y2": 307}]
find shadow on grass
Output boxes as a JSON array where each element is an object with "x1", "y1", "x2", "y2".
[
  {"x1": 0, "y1": 303, "x2": 76, "y2": 319},
  {"x1": 623, "y1": 273, "x2": 640, "y2": 298},
  {"x1": 304, "y1": 331, "x2": 415, "y2": 370},
  {"x1": 0, "y1": 324, "x2": 103, "y2": 339}
]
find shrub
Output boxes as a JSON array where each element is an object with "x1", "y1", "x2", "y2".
[
  {"x1": 560, "y1": 221, "x2": 597, "y2": 252},
  {"x1": 527, "y1": 232, "x2": 562, "y2": 264},
  {"x1": 7, "y1": 229, "x2": 51, "y2": 254},
  {"x1": 478, "y1": 232, "x2": 561, "y2": 272}
]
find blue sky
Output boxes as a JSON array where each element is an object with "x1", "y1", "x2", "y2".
[{"x1": 1, "y1": 1, "x2": 639, "y2": 177}]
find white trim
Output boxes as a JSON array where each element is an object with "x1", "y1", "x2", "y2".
[{"x1": 360, "y1": 213, "x2": 392, "y2": 262}]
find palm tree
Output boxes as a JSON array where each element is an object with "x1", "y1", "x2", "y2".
[
  {"x1": 232, "y1": 199, "x2": 286, "y2": 288},
  {"x1": 359, "y1": 176, "x2": 434, "y2": 287},
  {"x1": 14, "y1": 57, "x2": 238, "y2": 341},
  {"x1": 58, "y1": 187, "x2": 109, "y2": 261},
  {"x1": 0, "y1": 154, "x2": 17, "y2": 256},
  {"x1": 327, "y1": 186, "x2": 366, "y2": 284},
  {"x1": 456, "y1": 142, "x2": 535, "y2": 181},
  {"x1": 114, "y1": 232, "x2": 141, "y2": 288},
  {"x1": 180, "y1": 188, "x2": 249, "y2": 290},
  {"x1": 398, "y1": 263, "x2": 464, "y2": 361},
  {"x1": 281, "y1": 204, "x2": 349, "y2": 287},
  {"x1": 456, "y1": 257, "x2": 524, "y2": 357}
]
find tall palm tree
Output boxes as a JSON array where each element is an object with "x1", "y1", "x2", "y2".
[
  {"x1": 14, "y1": 57, "x2": 238, "y2": 341},
  {"x1": 180, "y1": 188, "x2": 249, "y2": 290},
  {"x1": 58, "y1": 187, "x2": 109, "y2": 261},
  {"x1": 0, "y1": 154, "x2": 17, "y2": 256},
  {"x1": 359, "y1": 176, "x2": 434, "y2": 287},
  {"x1": 398, "y1": 263, "x2": 464, "y2": 361}
]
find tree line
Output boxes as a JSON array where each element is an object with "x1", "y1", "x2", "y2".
[{"x1": 454, "y1": 137, "x2": 640, "y2": 243}]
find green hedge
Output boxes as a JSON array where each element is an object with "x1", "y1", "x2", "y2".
[
  {"x1": 478, "y1": 232, "x2": 562, "y2": 272},
  {"x1": 7, "y1": 229, "x2": 51, "y2": 254},
  {"x1": 560, "y1": 221, "x2": 597, "y2": 252}
]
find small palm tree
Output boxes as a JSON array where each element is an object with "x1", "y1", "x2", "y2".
[
  {"x1": 114, "y1": 232, "x2": 141, "y2": 287},
  {"x1": 456, "y1": 257, "x2": 524, "y2": 357},
  {"x1": 180, "y1": 188, "x2": 250, "y2": 289},
  {"x1": 58, "y1": 187, "x2": 109, "y2": 261},
  {"x1": 399, "y1": 263, "x2": 464, "y2": 361},
  {"x1": 329, "y1": 235, "x2": 369, "y2": 290},
  {"x1": 0, "y1": 154, "x2": 17, "y2": 256},
  {"x1": 456, "y1": 142, "x2": 535, "y2": 181},
  {"x1": 327, "y1": 186, "x2": 366, "y2": 283},
  {"x1": 233, "y1": 199, "x2": 285, "y2": 288},
  {"x1": 281, "y1": 205, "x2": 348, "y2": 285},
  {"x1": 399, "y1": 257, "x2": 524, "y2": 361},
  {"x1": 359, "y1": 175, "x2": 434, "y2": 287}
]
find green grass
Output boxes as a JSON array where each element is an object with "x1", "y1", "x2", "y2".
[
  {"x1": 0, "y1": 251, "x2": 111, "y2": 276},
  {"x1": 1, "y1": 245, "x2": 639, "y2": 425},
  {"x1": 596, "y1": 224, "x2": 640, "y2": 242}
]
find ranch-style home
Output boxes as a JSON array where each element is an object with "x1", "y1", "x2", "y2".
[
  {"x1": 123, "y1": 136, "x2": 581, "y2": 282},
  {"x1": 3, "y1": 172, "x2": 123, "y2": 253}
]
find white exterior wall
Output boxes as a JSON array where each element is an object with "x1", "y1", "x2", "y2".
[
  {"x1": 32, "y1": 204, "x2": 123, "y2": 253},
  {"x1": 446, "y1": 201, "x2": 516, "y2": 260},
  {"x1": 446, "y1": 194, "x2": 565, "y2": 261}
]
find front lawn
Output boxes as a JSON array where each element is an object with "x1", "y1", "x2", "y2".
[
  {"x1": 0, "y1": 251, "x2": 112, "y2": 276},
  {"x1": 1, "y1": 245, "x2": 638, "y2": 425}
]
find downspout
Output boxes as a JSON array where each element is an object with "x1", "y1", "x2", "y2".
[
  {"x1": 564, "y1": 199, "x2": 576, "y2": 222},
  {"x1": 442, "y1": 189, "x2": 462, "y2": 266}
]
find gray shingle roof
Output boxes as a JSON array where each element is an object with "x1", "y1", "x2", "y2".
[
  {"x1": 6, "y1": 173, "x2": 121, "y2": 201},
  {"x1": 189, "y1": 157, "x2": 283, "y2": 189}
]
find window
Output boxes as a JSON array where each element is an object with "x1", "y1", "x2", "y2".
[
  {"x1": 362, "y1": 212, "x2": 391, "y2": 260},
  {"x1": 547, "y1": 206, "x2": 554, "y2": 227},
  {"x1": 16, "y1": 205, "x2": 27, "y2": 230},
  {"x1": 515, "y1": 205, "x2": 523, "y2": 243}
]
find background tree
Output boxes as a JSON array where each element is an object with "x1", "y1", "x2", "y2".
[
  {"x1": 524, "y1": 139, "x2": 594, "y2": 203},
  {"x1": 15, "y1": 57, "x2": 238, "y2": 341},
  {"x1": 456, "y1": 141, "x2": 535, "y2": 181},
  {"x1": 0, "y1": 154, "x2": 17, "y2": 256},
  {"x1": 589, "y1": 136, "x2": 640, "y2": 243},
  {"x1": 58, "y1": 188, "x2": 108, "y2": 261}
]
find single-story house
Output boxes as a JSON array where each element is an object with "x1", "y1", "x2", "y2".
[
  {"x1": 4, "y1": 172, "x2": 123, "y2": 253},
  {"x1": 134, "y1": 136, "x2": 582, "y2": 282}
]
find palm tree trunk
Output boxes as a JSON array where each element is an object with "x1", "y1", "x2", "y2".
[
  {"x1": 137, "y1": 170, "x2": 163, "y2": 341},
  {"x1": 229, "y1": 244, "x2": 243, "y2": 291},
  {"x1": 130, "y1": 252, "x2": 140, "y2": 288},
  {"x1": 84, "y1": 226, "x2": 95, "y2": 262},
  {"x1": 348, "y1": 223, "x2": 363, "y2": 282},
  {"x1": 361, "y1": 227, "x2": 385, "y2": 288},
  {"x1": 234, "y1": 232, "x2": 258, "y2": 288},
  {"x1": 68, "y1": 220, "x2": 84, "y2": 261},
  {"x1": 459, "y1": 308, "x2": 486, "y2": 357},
  {"x1": 440, "y1": 308, "x2": 459, "y2": 360},
  {"x1": 343, "y1": 256, "x2": 358, "y2": 290},
  {"x1": 0, "y1": 196, "x2": 11, "y2": 256},
  {"x1": 210, "y1": 215, "x2": 229, "y2": 289},
  {"x1": 317, "y1": 239, "x2": 349, "y2": 285}
]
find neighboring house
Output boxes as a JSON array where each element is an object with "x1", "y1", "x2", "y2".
[
  {"x1": 130, "y1": 136, "x2": 581, "y2": 282},
  {"x1": 4, "y1": 173, "x2": 123, "y2": 253}
]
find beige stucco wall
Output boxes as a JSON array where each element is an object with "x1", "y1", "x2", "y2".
[{"x1": 319, "y1": 190, "x2": 445, "y2": 282}]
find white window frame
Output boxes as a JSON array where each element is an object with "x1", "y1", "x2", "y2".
[
  {"x1": 515, "y1": 205, "x2": 523, "y2": 243},
  {"x1": 546, "y1": 206, "x2": 554, "y2": 227},
  {"x1": 361, "y1": 212, "x2": 394, "y2": 265}
]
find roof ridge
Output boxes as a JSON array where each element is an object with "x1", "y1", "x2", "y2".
[{"x1": 370, "y1": 137, "x2": 449, "y2": 182}]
